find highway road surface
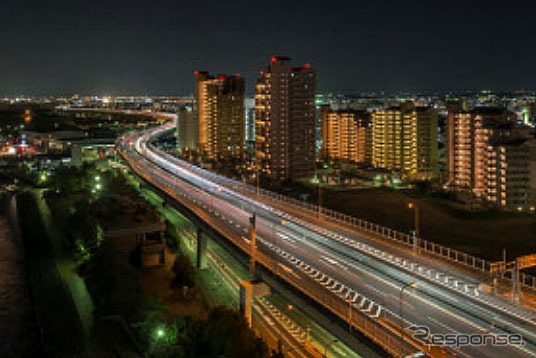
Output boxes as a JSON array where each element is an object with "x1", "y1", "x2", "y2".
[{"x1": 118, "y1": 117, "x2": 536, "y2": 358}]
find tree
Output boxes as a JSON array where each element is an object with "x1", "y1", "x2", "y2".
[
  {"x1": 172, "y1": 254, "x2": 196, "y2": 289},
  {"x1": 82, "y1": 241, "x2": 140, "y2": 316},
  {"x1": 132, "y1": 296, "x2": 193, "y2": 358},
  {"x1": 197, "y1": 307, "x2": 268, "y2": 358}
]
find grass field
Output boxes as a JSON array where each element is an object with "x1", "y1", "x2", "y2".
[{"x1": 321, "y1": 188, "x2": 536, "y2": 262}]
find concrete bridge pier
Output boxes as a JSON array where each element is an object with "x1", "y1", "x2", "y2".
[
  {"x1": 239, "y1": 280, "x2": 270, "y2": 328},
  {"x1": 196, "y1": 227, "x2": 207, "y2": 269}
]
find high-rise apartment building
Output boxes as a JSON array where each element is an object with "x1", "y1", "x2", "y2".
[
  {"x1": 321, "y1": 105, "x2": 371, "y2": 164},
  {"x1": 446, "y1": 107, "x2": 520, "y2": 194},
  {"x1": 371, "y1": 102, "x2": 438, "y2": 180},
  {"x1": 485, "y1": 138, "x2": 536, "y2": 210},
  {"x1": 255, "y1": 57, "x2": 316, "y2": 181},
  {"x1": 176, "y1": 102, "x2": 198, "y2": 153},
  {"x1": 244, "y1": 97, "x2": 255, "y2": 158},
  {"x1": 195, "y1": 71, "x2": 245, "y2": 160}
]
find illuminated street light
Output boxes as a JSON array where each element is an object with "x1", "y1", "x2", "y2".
[
  {"x1": 154, "y1": 326, "x2": 166, "y2": 340},
  {"x1": 407, "y1": 202, "x2": 419, "y2": 253}
]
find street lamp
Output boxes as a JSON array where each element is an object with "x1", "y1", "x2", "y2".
[
  {"x1": 324, "y1": 338, "x2": 338, "y2": 358},
  {"x1": 407, "y1": 202, "x2": 419, "y2": 253},
  {"x1": 154, "y1": 325, "x2": 166, "y2": 341},
  {"x1": 311, "y1": 175, "x2": 321, "y2": 217},
  {"x1": 399, "y1": 281, "x2": 417, "y2": 358}
]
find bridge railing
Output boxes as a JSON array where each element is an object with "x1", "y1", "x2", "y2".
[{"x1": 257, "y1": 188, "x2": 536, "y2": 292}]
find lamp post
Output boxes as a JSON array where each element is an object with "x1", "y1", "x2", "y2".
[
  {"x1": 399, "y1": 281, "x2": 417, "y2": 358},
  {"x1": 318, "y1": 184, "x2": 322, "y2": 218},
  {"x1": 312, "y1": 175, "x2": 321, "y2": 217},
  {"x1": 408, "y1": 202, "x2": 419, "y2": 253}
]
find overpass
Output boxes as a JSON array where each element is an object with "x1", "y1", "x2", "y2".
[{"x1": 119, "y1": 117, "x2": 536, "y2": 358}]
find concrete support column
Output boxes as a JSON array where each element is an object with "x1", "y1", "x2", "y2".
[
  {"x1": 196, "y1": 227, "x2": 207, "y2": 269},
  {"x1": 240, "y1": 282, "x2": 253, "y2": 328},
  {"x1": 249, "y1": 214, "x2": 256, "y2": 277},
  {"x1": 240, "y1": 280, "x2": 270, "y2": 328}
]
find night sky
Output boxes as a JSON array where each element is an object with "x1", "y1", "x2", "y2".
[{"x1": 1, "y1": 0, "x2": 535, "y2": 96}]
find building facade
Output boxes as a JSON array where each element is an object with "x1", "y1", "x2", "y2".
[
  {"x1": 176, "y1": 102, "x2": 198, "y2": 152},
  {"x1": 321, "y1": 106, "x2": 371, "y2": 164},
  {"x1": 244, "y1": 97, "x2": 255, "y2": 158},
  {"x1": 255, "y1": 57, "x2": 316, "y2": 181},
  {"x1": 446, "y1": 107, "x2": 520, "y2": 194},
  {"x1": 485, "y1": 138, "x2": 536, "y2": 210},
  {"x1": 371, "y1": 102, "x2": 438, "y2": 180},
  {"x1": 195, "y1": 71, "x2": 245, "y2": 160},
  {"x1": 446, "y1": 107, "x2": 536, "y2": 209}
]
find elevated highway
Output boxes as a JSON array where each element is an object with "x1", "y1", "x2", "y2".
[{"x1": 119, "y1": 117, "x2": 536, "y2": 358}]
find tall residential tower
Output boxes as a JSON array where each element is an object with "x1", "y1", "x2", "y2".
[
  {"x1": 195, "y1": 71, "x2": 245, "y2": 160},
  {"x1": 446, "y1": 107, "x2": 535, "y2": 209},
  {"x1": 255, "y1": 56, "x2": 316, "y2": 181},
  {"x1": 321, "y1": 106, "x2": 372, "y2": 164},
  {"x1": 371, "y1": 102, "x2": 438, "y2": 180}
]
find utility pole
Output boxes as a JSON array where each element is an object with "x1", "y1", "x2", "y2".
[{"x1": 249, "y1": 214, "x2": 256, "y2": 277}]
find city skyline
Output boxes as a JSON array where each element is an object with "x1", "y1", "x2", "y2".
[
  {"x1": 2, "y1": 0, "x2": 536, "y2": 96},
  {"x1": 4, "y1": 1, "x2": 536, "y2": 357}
]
